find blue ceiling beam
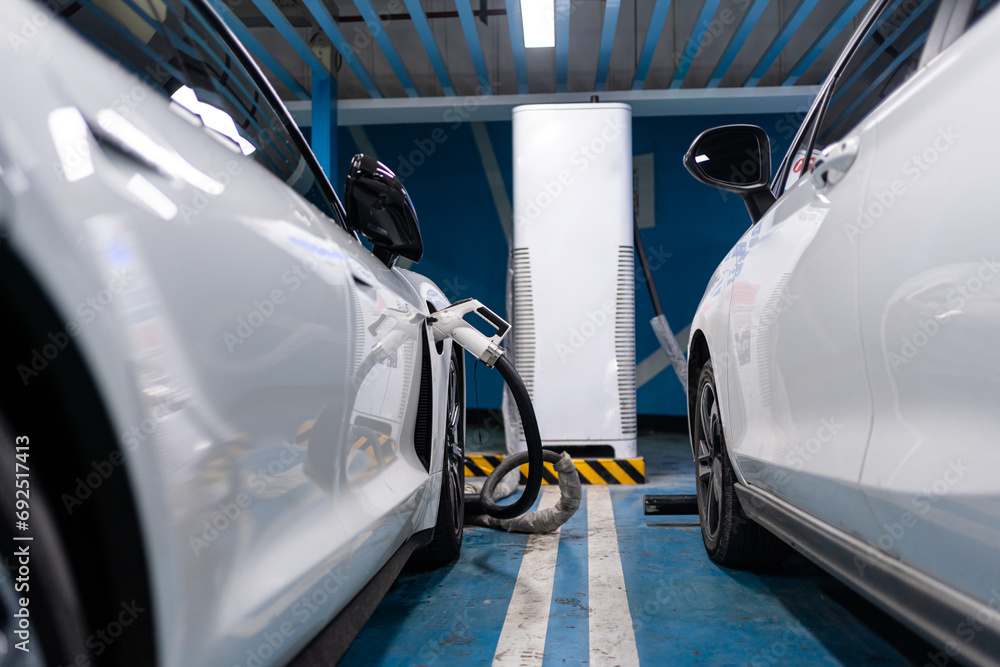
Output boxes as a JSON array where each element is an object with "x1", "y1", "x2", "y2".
[
  {"x1": 402, "y1": 0, "x2": 455, "y2": 95},
  {"x1": 670, "y1": 0, "x2": 722, "y2": 89},
  {"x1": 206, "y1": 0, "x2": 308, "y2": 99},
  {"x1": 706, "y1": 0, "x2": 771, "y2": 88},
  {"x1": 456, "y1": 0, "x2": 492, "y2": 94},
  {"x1": 247, "y1": 0, "x2": 327, "y2": 76},
  {"x1": 594, "y1": 0, "x2": 622, "y2": 91},
  {"x1": 556, "y1": 0, "x2": 571, "y2": 92},
  {"x1": 350, "y1": 0, "x2": 419, "y2": 96},
  {"x1": 632, "y1": 0, "x2": 672, "y2": 91},
  {"x1": 503, "y1": 0, "x2": 530, "y2": 94},
  {"x1": 742, "y1": 0, "x2": 821, "y2": 87},
  {"x1": 301, "y1": 0, "x2": 384, "y2": 99},
  {"x1": 782, "y1": 0, "x2": 870, "y2": 85}
]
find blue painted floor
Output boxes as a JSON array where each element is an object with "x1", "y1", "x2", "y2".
[{"x1": 342, "y1": 434, "x2": 935, "y2": 665}]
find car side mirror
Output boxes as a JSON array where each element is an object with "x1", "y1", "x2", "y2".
[
  {"x1": 683, "y1": 124, "x2": 776, "y2": 224},
  {"x1": 344, "y1": 154, "x2": 423, "y2": 266}
]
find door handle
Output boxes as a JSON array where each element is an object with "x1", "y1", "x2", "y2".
[{"x1": 811, "y1": 136, "x2": 860, "y2": 188}]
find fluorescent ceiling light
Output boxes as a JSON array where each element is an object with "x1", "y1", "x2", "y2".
[{"x1": 520, "y1": 0, "x2": 555, "y2": 48}]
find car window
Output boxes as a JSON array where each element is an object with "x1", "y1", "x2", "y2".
[
  {"x1": 967, "y1": 0, "x2": 1000, "y2": 29},
  {"x1": 54, "y1": 0, "x2": 341, "y2": 222},
  {"x1": 780, "y1": 0, "x2": 942, "y2": 193},
  {"x1": 814, "y1": 0, "x2": 942, "y2": 150}
]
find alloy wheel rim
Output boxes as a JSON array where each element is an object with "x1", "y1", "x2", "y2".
[
  {"x1": 445, "y1": 357, "x2": 463, "y2": 534},
  {"x1": 696, "y1": 381, "x2": 724, "y2": 541}
]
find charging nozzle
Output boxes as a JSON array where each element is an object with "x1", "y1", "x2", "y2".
[
  {"x1": 428, "y1": 298, "x2": 509, "y2": 368},
  {"x1": 430, "y1": 297, "x2": 554, "y2": 521}
]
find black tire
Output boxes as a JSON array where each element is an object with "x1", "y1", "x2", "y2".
[
  {"x1": 410, "y1": 346, "x2": 465, "y2": 567},
  {"x1": 0, "y1": 415, "x2": 91, "y2": 666},
  {"x1": 694, "y1": 361, "x2": 788, "y2": 568}
]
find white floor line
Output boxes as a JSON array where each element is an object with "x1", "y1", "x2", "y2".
[
  {"x1": 493, "y1": 486, "x2": 562, "y2": 667},
  {"x1": 587, "y1": 486, "x2": 640, "y2": 667}
]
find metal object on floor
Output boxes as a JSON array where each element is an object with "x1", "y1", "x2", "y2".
[
  {"x1": 643, "y1": 494, "x2": 698, "y2": 515},
  {"x1": 465, "y1": 454, "x2": 645, "y2": 484}
]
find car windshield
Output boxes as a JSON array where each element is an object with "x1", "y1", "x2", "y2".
[{"x1": 53, "y1": 0, "x2": 341, "y2": 222}]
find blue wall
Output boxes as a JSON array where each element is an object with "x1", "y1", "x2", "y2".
[{"x1": 333, "y1": 112, "x2": 793, "y2": 416}]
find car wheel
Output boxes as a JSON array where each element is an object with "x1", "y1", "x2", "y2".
[
  {"x1": 0, "y1": 415, "x2": 91, "y2": 665},
  {"x1": 694, "y1": 361, "x2": 787, "y2": 568},
  {"x1": 410, "y1": 346, "x2": 465, "y2": 567}
]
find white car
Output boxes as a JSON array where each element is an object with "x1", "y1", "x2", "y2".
[
  {"x1": 0, "y1": 0, "x2": 466, "y2": 665},
  {"x1": 683, "y1": 0, "x2": 1000, "y2": 664}
]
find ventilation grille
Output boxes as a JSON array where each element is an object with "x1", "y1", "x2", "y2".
[
  {"x1": 350, "y1": 290, "x2": 365, "y2": 377},
  {"x1": 511, "y1": 248, "x2": 537, "y2": 440},
  {"x1": 412, "y1": 336, "x2": 432, "y2": 472},
  {"x1": 756, "y1": 273, "x2": 791, "y2": 410},
  {"x1": 398, "y1": 339, "x2": 415, "y2": 422},
  {"x1": 616, "y1": 246, "x2": 637, "y2": 435},
  {"x1": 511, "y1": 248, "x2": 536, "y2": 398}
]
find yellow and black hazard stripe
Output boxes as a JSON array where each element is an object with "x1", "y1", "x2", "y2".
[{"x1": 464, "y1": 455, "x2": 644, "y2": 484}]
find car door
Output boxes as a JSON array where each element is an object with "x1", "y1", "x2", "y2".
[
  {"x1": 50, "y1": 1, "x2": 428, "y2": 664},
  {"x1": 854, "y1": 0, "x2": 1000, "y2": 607},
  {"x1": 723, "y1": 0, "x2": 943, "y2": 543}
]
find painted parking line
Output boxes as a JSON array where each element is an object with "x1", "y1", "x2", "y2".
[
  {"x1": 493, "y1": 486, "x2": 562, "y2": 666},
  {"x1": 343, "y1": 436, "x2": 935, "y2": 666},
  {"x1": 587, "y1": 487, "x2": 640, "y2": 666}
]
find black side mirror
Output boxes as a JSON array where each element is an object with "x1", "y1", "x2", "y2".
[
  {"x1": 683, "y1": 124, "x2": 776, "y2": 223},
  {"x1": 344, "y1": 154, "x2": 422, "y2": 266}
]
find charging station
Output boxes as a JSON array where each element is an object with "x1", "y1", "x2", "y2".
[{"x1": 506, "y1": 103, "x2": 637, "y2": 459}]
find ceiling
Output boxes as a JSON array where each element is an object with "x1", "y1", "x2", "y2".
[{"x1": 210, "y1": 0, "x2": 878, "y2": 101}]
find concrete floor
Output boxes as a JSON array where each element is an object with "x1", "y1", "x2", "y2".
[{"x1": 342, "y1": 434, "x2": 936, "y2": 665}]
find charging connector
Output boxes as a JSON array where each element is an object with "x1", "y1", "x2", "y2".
[
  {"x1": 428, "y1": 299, "x2": 508, "y2": 368},
  {"x1": 428, "y1": 299, "x2": 563, "y2": 523}
]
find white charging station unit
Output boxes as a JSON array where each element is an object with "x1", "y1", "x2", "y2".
[{"x1": 505, "y1": 103, "x2": 636, "y2": 459}]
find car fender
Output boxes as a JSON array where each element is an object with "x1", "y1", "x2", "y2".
[
  {"x1": 397, "y1": 269, "x2": 462, "y2": 531},
  {"x1": 689, "y1": 223, "x2": 762, "y2": 485}
]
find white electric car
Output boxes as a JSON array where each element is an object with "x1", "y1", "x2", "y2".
[
  {"x1": 683, "y1": 0, "x2": 1000, "y2": 664},
  {"x1": 0, "y1": 0, "x2": 467, "y2": 665}
]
